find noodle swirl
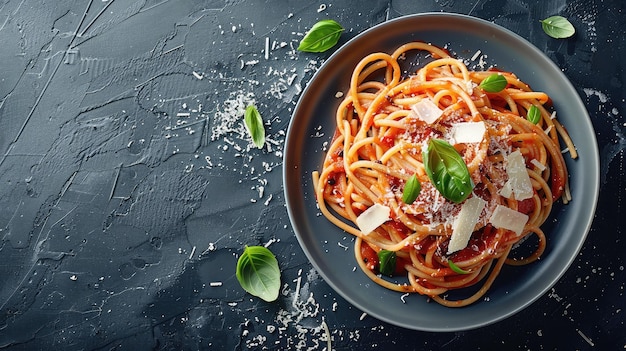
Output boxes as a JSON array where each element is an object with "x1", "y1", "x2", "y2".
[{"x1": 312, "y1": 42, "x2": 574, "y2": 307}]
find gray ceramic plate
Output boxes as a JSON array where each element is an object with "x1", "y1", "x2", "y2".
[{"x1": 283, "y1": 13, "x2": 599, "y2": 331}]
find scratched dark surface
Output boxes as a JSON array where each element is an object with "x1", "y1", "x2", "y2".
[{"x1": 0, "y1": 0, "x2": 623, "y2": 350}]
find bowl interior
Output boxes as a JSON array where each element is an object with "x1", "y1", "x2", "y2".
[{"x1": 283, "y1": 13, "x2": 599, "y2": 331}]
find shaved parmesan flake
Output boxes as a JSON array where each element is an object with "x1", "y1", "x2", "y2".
[
  {"x1": 356, "y1": 203, "x2": 391, "y2": 235},
  {"x1": 447, "y1": 196, "x2": 486, "y2": 254},
  {"x1": 489, "y1": 205, "x2": 528, "y2": 236},
  {"x1": 451, "y1": 121, "x2": 486, "y2": 144},
  {"x1": 499, "y1": 180, "x2": 513, "y2": 198},
  {"x1": 410, "y1": 99, "x2": 443, "y2": 124},
  {"x1": 505, "y1": 150, "x2": 533, "y2": 200}
]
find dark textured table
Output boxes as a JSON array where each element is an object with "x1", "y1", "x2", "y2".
[{"x1": 0, "y1": 1, "x2": 623, "y2": 350}]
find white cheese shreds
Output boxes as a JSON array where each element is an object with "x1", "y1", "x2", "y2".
[
  {"x1": 530, "y1": 159, "x2": 546, "y2": 171},
  {"x1": 471, "y1": 49, "x2": 482, "y2": 61},
  {"x1": 451, "y1": 121, "x2": 486, "y2": 144},
  {"x1": 505, "y1": 150, "x2": 533, "y2": 200},
  {"x1": 192, "y1": 71, "x2": 204, "y2": 80},
  {"x1": 489, "y1": 205, "x2": 528, "y2": 236},
  {"x1": 550, "y1": 111, "x2": 557, "y2": 119},
  {"x1": 410, "y1": 99, "x2": 443, "y2": 124},
  {"x1": 355, "y1": 203, "x2": 391, "y2": 235},
  {"x1": 447, "y1": 196, "x2": 486, "y2": 254}
]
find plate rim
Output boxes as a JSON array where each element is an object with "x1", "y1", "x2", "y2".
[{"x1": 283, "y1": 12, "x2": 600, "y2": 332}]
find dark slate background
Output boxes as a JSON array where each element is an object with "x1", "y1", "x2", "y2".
[{"x1": 0, "y1": 0, "x2": 623, "y2": 350}]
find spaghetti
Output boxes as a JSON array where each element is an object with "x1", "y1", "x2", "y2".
[{"x1": 312, "y1": 42, "x2": 576, "y2": 307}]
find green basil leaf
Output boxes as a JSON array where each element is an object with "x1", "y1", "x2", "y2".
[
  {"x1": 236, "y1": 246, "x2": 281, "y2": 302},
  {"x1": 479, "y1": 73, "x2": 508, "y2": 93},
  {"x1": 540, "y1": 16, "x2": 575, "y2": 39},
  {"x1": 423, "y1": 139, "x2": 474, "y2": 203},
  {"x1": 527, "y1": 105, "x2": 541, "y2": 124},
  {"x1": 377, "y1": 249, "x2": 396, "y2": 276},
  {"x1": 402, "y1": 174, "x2": 421, "y2": 204},
  {"x1": 244, "y1": 105, "x2": 265, "y2": 149},
  {"x1": 448, "y1": 260, "x2": 470, "y2": 274},
  {"x1": 297, "y1": 19, "x2": 344, "y2": 53}
]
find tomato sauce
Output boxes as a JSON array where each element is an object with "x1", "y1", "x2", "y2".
[
  {"x1": 360, "y1": 243, "x2": 379, "y2": 271},
  {"x1": 517, "y1": 197, "x2": 536, "y2": 215},
  {"x1": 550, "y1": 160, "x2": 565, "y2": 200},
  {"x1": 448, "y1": 225, "x2": 497, "y2": 262}
]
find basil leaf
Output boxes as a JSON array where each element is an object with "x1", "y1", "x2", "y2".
[
  {"x1": 244, "y1": 105, "x2": 265, "y2": 149},
  {"x1": 377, "y1": 249, "x2": 396, "y2": 276},
  {"x1": 540, "y1": 16, "x2": 575, "y2": 39},
  {"x1": 402, "y1": 174, "x2": 421, "y2": 204},
  {"x1": 527, "y1": 105, "x2": 541, "y2": 124},
  {"x1": 479, "y1": 73, "x2": 508, "y2": 93},
  {"x1": 236, "y1": 246, "x2": 281, "y2": 302},
  {"x1": 297, "y1": 19, "x2": 344, "y2": 53},
  {"x1": 423, "y1": 139, "x2": 474, "y2": 203},
  {"x1": 448, "y1": 260, "x2": 470, "y2": 275}
]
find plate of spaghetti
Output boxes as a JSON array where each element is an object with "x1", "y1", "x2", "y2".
[{"x1": 283, "y1": 13, "x2": 599, "y2": 331}]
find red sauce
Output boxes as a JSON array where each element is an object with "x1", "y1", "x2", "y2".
[
  {"x1": 376, "y1": 127, "x2": 404, "y2": 148},
  {"x1": 386, "y1": 220, "x2": 411, "y2": 239},
  {"x1": 550, "y1": 160, "x2": 565, "y2": 200},
  {"x1": 517, "y1": 197, "x2": 535, "y2": 215},
  {"x1": 415, "y1": 236, "x2": 436, "y2": 255},
  {"x1": 360, "y1": 243, "x2": 379, "y2": 271},
  {"x1": 377, "y1": 134, "x2": 395, "y2": 149},
  {"x1": 394, "y1": 256, "x2": 410, "y2": 276},
  {"x1": 472, "y1": 183, "x2": 489, "y2": 199}
]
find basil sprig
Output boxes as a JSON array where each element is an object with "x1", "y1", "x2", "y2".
[
  {"x1": 297, "y1": 19, "x2": 344, "y2": 53},
  {"x1": 479, "y1": 73, "x2": 508, "y2": 93},
  {"x1": 402, "y1": 174, "x2": 421, "y2": 204},
  {"x1": 244, "y1": 105, "x2": 265, "y2": 149},
  {"x1": 526, "y1": 105, "x2": 541, "y2": 124},
  {"x1": 423, "y1": 139, "x2": 474, "y2": 203},
  {"x1": 448, "y1": 260, "x2": 470, "y2": 275},
  {"x1": 540, "y1": 16, "x2": 575, "y2": 39},
  {"x1": 377, "y1": 249, "x2": 396, "y2": 276},
  {"x1": 236, "y1": 246, "x2": 281, "y2": 302}
]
